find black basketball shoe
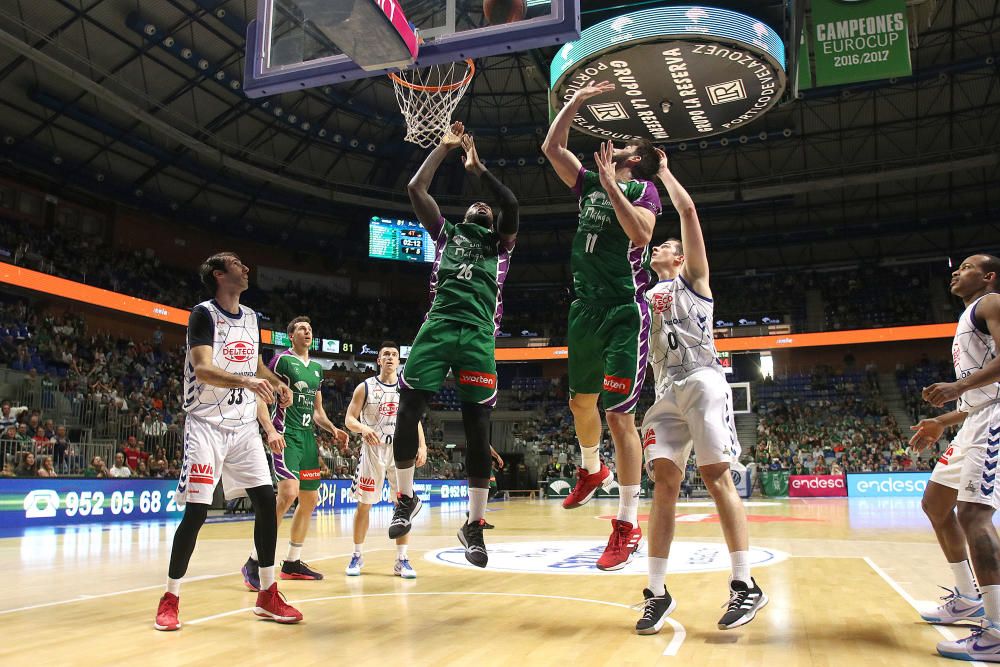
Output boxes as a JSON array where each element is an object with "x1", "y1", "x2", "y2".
[
  {"x1": 458, "y1": 519, "x2": 488, "y2": 568},
  {"x1": 718, "y1": 578, "x2": 768, "y2": 630},
  {"x1": 388, "y1": 494, "x2": 423, "y2": 539},
  {"x1": 635, "y1": 588, "x2": 676, "y2": 635}
]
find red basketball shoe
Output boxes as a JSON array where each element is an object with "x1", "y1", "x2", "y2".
[
  {"x1": 154, "y1": 592, "x2": 181, "y2": 631},
  {"x1": 596, "y1": 519, "x2": 642, "y2": 571},
  {"x1": 561, "y1": 463, "x2": 613, "y2": 509},
  {"x1": 253, "y1": 583, "x2": 303, "y2": 624}
]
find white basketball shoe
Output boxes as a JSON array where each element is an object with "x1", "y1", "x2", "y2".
[{"x1": 921, "y1": 587, "x2": 984, "y2": 624}]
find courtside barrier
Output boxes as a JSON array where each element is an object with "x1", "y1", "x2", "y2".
[
  {"x1": 789, "y1": 474, "x2": 847, "y2": 497},
  {"x1": 846, "y1": 472, "x2": 932, "y2": 497}
]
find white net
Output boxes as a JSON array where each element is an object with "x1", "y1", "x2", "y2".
[{"x1": 390, "y1": 60, "x2": 475, "y2": 148}]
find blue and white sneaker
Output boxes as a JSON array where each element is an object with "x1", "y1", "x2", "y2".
[
  {"x1": 394, "y1": 558, "x2": 417, "y2": 579},
  {"x1": 345, "y1": 553, "x2": 364, "y2": 576},
  {"x1": 938, "y1": 622, "x2": 1000, "y2": 662},
  {"x1": 921, "y1": 587, "x2": 985, "y2": 624}
]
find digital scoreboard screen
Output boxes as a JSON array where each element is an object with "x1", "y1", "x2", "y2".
[{"x1": 368, "y1": 216, "x2": 435, "y2": 264}]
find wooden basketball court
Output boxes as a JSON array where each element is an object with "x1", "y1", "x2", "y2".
[{"x1": 0, "y1": 497, "x2": 979, "y2": 665}]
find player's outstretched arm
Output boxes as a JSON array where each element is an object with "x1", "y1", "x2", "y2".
[
  {"x1": 313, "y1": 390, "x2": 349, "y2": 445},
  {"x1": 924, "y1": 294, "x2": 1000, "y2": 406},
  {"x1": 190, "y1": 344, "x2": 275, "y2": 404},
  {"x1": 593, "y1": 140, "x2": 656, "y2": 247},
  {"x1": 344, "y1": 382, "x2": 381, "y2": 448},
  {"x1": 542, "y1": 81, "x2": 615, "y2": 187},
  {"x1": 408, "y1": 121, "x2": 466, "y2": 231},
  {"x1": 462, "y1": 134, "x2": 519, "y2": 241},
  {"x1": 657, "y1": 148, "x2": 709, "y2": 290}
]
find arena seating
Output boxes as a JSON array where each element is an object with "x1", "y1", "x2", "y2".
[{"x1": 0, "y1": 216, "x2": 955, "y2": 341}]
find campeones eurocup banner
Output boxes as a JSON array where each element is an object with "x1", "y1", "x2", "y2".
[
  {"x1": 810, "y1": 0, "x2": 912, "y2": 86},
  {"x1": 789, "y1": 474, "x2": 847, "y2": 498}
]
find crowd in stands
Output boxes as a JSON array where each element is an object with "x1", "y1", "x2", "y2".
[
  {"x1": 0, "y1": 289, "x2": 456, "y2": 479},
  {"x1": 1, "y1": 217, "x2": 953, "y2": 345},
  {"x1": 820, "y1": 265, "x2": 936, "y2": 330},
  {"x1": 0, "y1": 218, "x2": 963, "y2": 487},
  {"x1": 896, "y1": 357, "x2": 954, "y2": 423},
  {"x1": 753, "y1": 365, "x2": 935, "y2": 474}
]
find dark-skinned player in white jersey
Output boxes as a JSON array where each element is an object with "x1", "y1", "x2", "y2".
[{"x1": 908, "y1": 254, "x2": 1000, "y2": 662}]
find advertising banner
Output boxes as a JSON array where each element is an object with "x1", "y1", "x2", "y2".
[
  {"x1": 314, "y1": 479, "x2": 470, "y2": 511},
  {"x1": 761, "y1": 470, "x2": 790, "y2": 497},
  {"x1": 731, "y1": 466, "x2": 753, "y2": 499},
  {"x1": 789, "y1": 474, "x2": 847, "y2": 497},
  {"x1": 2, "y1": 478, "x2": 472, "y2": 530},
  {"x1": 811, "y1": 0, "x2": 912, "y2": 86},
  {"x1": 847, "y1": 472, "x2": 931, "y2": 497},
  {"x1": 1, "y1": 479, "x2": 184, "y2": 529}
]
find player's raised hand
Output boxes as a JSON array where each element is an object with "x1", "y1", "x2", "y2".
[
  {"x1": 462, "y1": 134, "x2": 485, "y2": 175},
  {"x1": 571, "y1": 80, "x2": 614, "y2": 103},
  {"x1": 922, "y1": 381, "x2": 961, "y2": 407},
  {"x1": 245, "y1": 377, "x2": 275, "y2": 404},
  {"x1": 655, "y1": 147, "x2": 670, "y2": 179},
  {"x1": 594, "y1": 140, "x2": 617, "y2": 187},
  {"x1": 266, "y1": 430, "x2": 286, "y2": 454},
  {"x1": 441, "y1": 121, "x2": 465, "y2": 150},
  {"x1": 909, "y1": 418, "x2": 945, "y2": 452}
]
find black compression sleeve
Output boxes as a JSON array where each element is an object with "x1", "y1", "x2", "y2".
[
  {"x1": 461, "y1": 402, "x2": 492, "y2": 482},
  {"x1": 167, "y1": 502, "x2": 209, "y2": 579},
  {"x1": 394, "y1": 388, "x2": 431, "y2": 467},
  {"x1": 479, "y1": 170, "x2": 519, "y2": 238},
  {"x1": 246, "y1": 485, "x2": 278, "y2": 567},
  {"x1": 187, "y1": 306, "x2": 214, "y2": 348}
]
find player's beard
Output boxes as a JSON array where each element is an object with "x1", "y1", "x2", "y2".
[{"x1": 466, "y1": 212, "x2": 493, "y2": 229}]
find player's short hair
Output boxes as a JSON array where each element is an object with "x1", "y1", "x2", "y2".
[
  {"x1": 199, "y1": 252, "x2": 239, "y2": 291},
  {"x1": 626, "y1": 138, "x2": 660, "y2": 181},
  {"x1": 977, "y1": 254, "x2": 1000, "y2": 289},
  {"x1": 286, "y1": 316, "x2": 311, "y2": 337},
  {"x1": 665, "y1": 237, "x2": 684, "y2": 256},
  {"x1": 379, "y1": 340, "x2": 399, "y2": 354}
]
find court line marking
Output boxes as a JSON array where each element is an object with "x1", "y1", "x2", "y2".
[
  {"x1": 0, "y1": 549, "x2": 386, "y2": 616},
  {"x1": 186, "y1": 591, "x2": 687, "y2": 656},
  {"x1": 864, "y1": 556, "x2": 987, "y2": 667}
]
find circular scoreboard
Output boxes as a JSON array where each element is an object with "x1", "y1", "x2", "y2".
[{"x1": 550, "y1": 6, "x2": 787, "y2": 143}]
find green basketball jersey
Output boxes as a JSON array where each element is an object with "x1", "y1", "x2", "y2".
[
  {"x1": 269, "y1": 350, "x2": 323, "y2": 434},
  {"x1": 424, "y1": 217, "x2": 515, "y2": 333},
  {"x1": 571, "y1": 168, "x2": 661, "y2": 303}
]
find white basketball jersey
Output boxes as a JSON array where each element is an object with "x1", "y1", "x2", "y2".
[
  {"x1": 183, "y1": 300, "x2": 260, "y2": 428},
  {"x1": 361, "y1": 377, "x2": 400, "y2": 446},
  {"x1": 953, "y1": 294, "x2": 999, "y2": 412},
  {"x1": 647, "y1": 276, "x2": 724, "y2": 391}
]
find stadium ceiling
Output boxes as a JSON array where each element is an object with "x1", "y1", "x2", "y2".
[{"x1": 0, "y1": 0, "x2": 996, "y2": 270}]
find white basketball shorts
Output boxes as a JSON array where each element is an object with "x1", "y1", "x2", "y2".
[
  {"x1": 175, "y1": 415, "x2": 272, "y2": 505},
  {"x1": 641, "y1": 367, "x2": 741, "y2": 471},
  {"x1": 350, "y1": 441, "x2": 398, "y2": 505},
  {"x1": 930, "y1": 402, "x2": 1000, "y2": 509}
]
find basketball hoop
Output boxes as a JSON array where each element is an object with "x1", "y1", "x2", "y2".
[{"x1": 389, "y1": 59, "x2": 475, "y2": 148}]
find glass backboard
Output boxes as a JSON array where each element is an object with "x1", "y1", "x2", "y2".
[{"x1": 244, "y1": 0, "x2": 579, "y2": 97}]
